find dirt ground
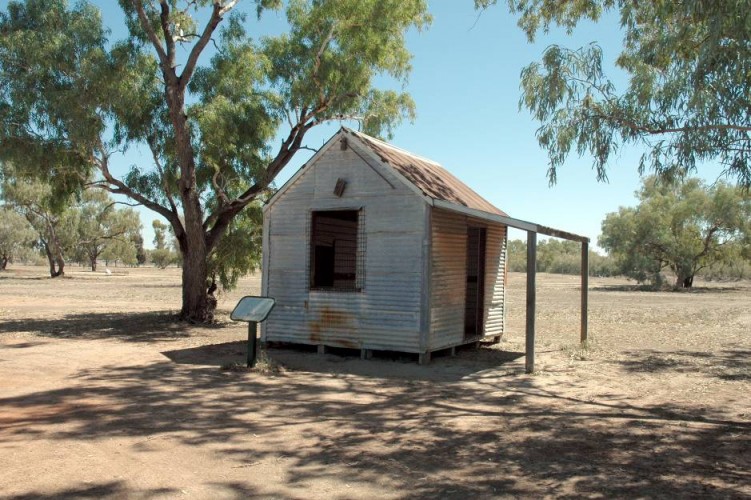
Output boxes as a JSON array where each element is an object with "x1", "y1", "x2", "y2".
[{"x1": 0, "y1": 265, "x2": 749, "y2": 499}]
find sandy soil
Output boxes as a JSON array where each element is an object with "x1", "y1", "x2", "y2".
[{"x1": 0, "y1": 265, "x2": 749, "y2": 499}]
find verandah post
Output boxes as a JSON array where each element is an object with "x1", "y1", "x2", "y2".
[
  {"x1": 581, "y1": 240, "x2": 589, "y2": 345},
  {"x1": 525, "y1": 231, "x2": 537, "y2": 373}
]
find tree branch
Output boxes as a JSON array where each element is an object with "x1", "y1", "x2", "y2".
[
  {"x1": 146, "y1": 135, "x2": 179, "y2": 214},
  {"x1": 203, "y1": 120, "x2": 315, "y2": 250},
  {"x1": 179, "y1": 1, "x2": 237, "y2": 91},
  {"x1": 211, "y1": 166, "x2": 231, "y2": 206},
  {"x1": 130, "y1": 0, "x2": 170, "y2": 70},
  {"x1": 585, "y1": 109, "x2": 751, "y2": 136},
  {"x1": 311, "y1": 23, "x2": 337, "y2": 106},
  {"x1": 92, "y1": 145, "x2": 182, "y2": 236},
  {"x1": 158, "y1": 1, "x2": 178, "y2": 73}
]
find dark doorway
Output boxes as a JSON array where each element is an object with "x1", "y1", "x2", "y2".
[
  {"x1": 310, "y1": 210, "x2": 360, "y2": 291},
  {"x1": 464, "y1": 226, "x2": 486, "y2": 338}
]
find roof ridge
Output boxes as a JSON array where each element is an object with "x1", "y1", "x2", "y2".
[{"x1": 344, "y1": 127, "x2": 442, "y2": 167}]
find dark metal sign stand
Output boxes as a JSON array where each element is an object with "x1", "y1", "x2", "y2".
[{"x1": 230, "y1": 296, "x2": 276, "y2": 368}]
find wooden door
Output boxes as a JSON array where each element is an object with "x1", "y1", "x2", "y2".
[{"x1": 464, "y1": 227, "x2": 486, "y2": 338}]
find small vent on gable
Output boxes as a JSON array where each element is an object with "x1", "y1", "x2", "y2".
[{"x1": 333, "y1": 178, "x2": 347, "y2": 197}]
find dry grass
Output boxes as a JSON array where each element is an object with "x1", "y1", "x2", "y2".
[{"x1": 0, "y1": 265, "x2": 749, "y2": 498}]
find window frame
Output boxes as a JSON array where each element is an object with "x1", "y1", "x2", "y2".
[{"x1": 308, "y1": 208, "x2": 364, "y2": 292}]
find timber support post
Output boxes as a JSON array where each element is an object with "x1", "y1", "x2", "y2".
[
  {"x1": 581, "y1": 240, "x2": 589, "y2": 345},
  {"x1": 526, "y1": 231, "x2": 537, "y2": 374}
]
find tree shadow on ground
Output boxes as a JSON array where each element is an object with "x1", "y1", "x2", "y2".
[
  {"x1": 162, "y1": 340, "x2": 249, "y2": 366},
  {"x1": 9, "y1": 482, "x2": 178, "y2": 499},
  {"x1": 0, "y1": 311, "x2": 233, "y2": 343},
  {"x1": 0, "y1": 273, "x2": 52, "y2": 281},
  {"x1": 0, "y1": 341, "x2": 48, "y2": 349},
  {"x1": 162, "y1": 342, "x2": 527, "y2": 382},
  {"x1": 1, "y1": 355, "x2": 748, "y2": 498},
  {"x1": 616, "y1": 349, "x2": 751, "y2": 381}
]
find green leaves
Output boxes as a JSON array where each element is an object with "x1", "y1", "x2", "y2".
[
  {"x1": 0, "y1": 207, "x2": 36, "y2": 267},
  {"x1": 207, "y1": 201, "x2": 264, "y2": 290},
  {"x1": 504, "y1": 0, "x2": 751, "y2": 186},
  {"x1": 521, "y1": 42, "x2": 619, "y2": 184},
  {"x1": 599, "y1": 176, "x2": 751, "y2": 287},
  {"x1": 190, "y1": 38, "x2": 277, "y2": 195},
  {"x1": 263, "y1": 0, "x2": 429, "y2": 136},
  {"x1": 1, "y1": 0, "x2": 429, "y2": 304}
]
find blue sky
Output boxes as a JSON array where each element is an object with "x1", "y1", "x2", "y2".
[{"x1": 4, "y1": 1, "x2": 708, "y2": 249}]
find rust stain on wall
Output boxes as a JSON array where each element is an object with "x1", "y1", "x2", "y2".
[{"x1": 308, "y1": 306, "x2": 357, "y2": 348}]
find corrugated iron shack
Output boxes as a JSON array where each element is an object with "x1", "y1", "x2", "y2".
[{"x1": 261, "y1": 128, "x2": 508, "y2": 363}]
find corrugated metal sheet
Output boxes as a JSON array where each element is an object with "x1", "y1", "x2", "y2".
[
  {"x1": 429, "y1": 208, "x2": 507, "y2": 350},
  {"x1": 429, "y1": 209, "x2": 467, "y2": 350},
  {"x1": 483, "y1": 224, "x2": 507, "y2": 337},
  {"x1": 262, "y1": 130, "x2": 510, "y2": 357},
  {"x1": 262, "y1": 144, "x2": 427, "y2": 352},
  {"x1": 347, "y1": 129, "x2": 506, "y2": 217}
]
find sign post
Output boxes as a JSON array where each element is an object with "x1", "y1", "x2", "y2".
[
  {"x1": 247, "y1": 321, "x2": 258, "y2": 367},
  {"x1": 230, "y1": 296, "x2": 276, "y2": 368}
]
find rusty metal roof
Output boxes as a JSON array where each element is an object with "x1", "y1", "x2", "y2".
[{"x1": 346, "y1": 128, "x2": 506, "y2": 216}]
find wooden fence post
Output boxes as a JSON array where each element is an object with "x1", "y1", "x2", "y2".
[
  {"x1": 581, "y1": 240, "x2": 589, "y2": 345},
  {"x1": 526, "y1": 231, "x2": 537, "y2": 373}
]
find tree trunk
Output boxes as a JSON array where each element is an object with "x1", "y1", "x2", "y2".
[
  {"x1": 1, "y1": 255, "x2": 8, "y2": 270},
  {"x1": 90, "y1": 256, "x2": 97, "y2": 272},
  {"x1": 43, "y1": 242, "x2": 55, "y2": 276},
  {"x1": 54, "y1": 252, "x2": 65, "y2": 277},
  {"x1": 43, "y1": 243, "x2": 64, "y2": 278},
  {"x1": 179, "y1": 228, "x2": 210, "y2": 323},
  {"x1": 43, "y1": 220, "x2": 65, "y2": 277},
  {"x1": 162, "y1": 70, "x2": 215, "y2": 322},
  {"x1": 675, "y1": 273, "x2": 694, "y2": 288},
  {"x1": 177, "y1": 173, "x2": 212, "y2": 322}
]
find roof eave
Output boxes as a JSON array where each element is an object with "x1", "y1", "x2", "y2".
[{"x1": 433, "y1": 200, "x2": 589, "y2": 242}]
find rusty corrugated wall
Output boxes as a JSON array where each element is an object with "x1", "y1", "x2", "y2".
[
  {"x1": 429, "y1": 208, "x2": 507, "y2": 350},
  {"x1": 429, "y1": 208, "x2": 467, "y2": 350},
  {"x1": 262, "y1": 129, "x2": 509, "y2": 357},
  {"x1": 262, "y1": 139, "x2": 427, "y2": 352},
  {"x1": 483, "y1": 223, "x2": 507, "y2": 337}
]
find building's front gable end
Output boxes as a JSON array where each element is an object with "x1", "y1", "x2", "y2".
[{"x1": 262, "y1": 131, "x2": 430, "y2": 353}]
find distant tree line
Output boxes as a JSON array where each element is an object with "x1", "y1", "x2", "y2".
[
  {"x1": 1, "y1": 166, "x2": 146, "y2": 275},
  {"x1": 1, "y1": 162, "x2": 260, "y2": 279},
  {"x1": 506, "y1": 239, "x2": 618, "y2": 277},
  {"x1": 506, "y1": 178, "x2": 751, "y2": 287}
]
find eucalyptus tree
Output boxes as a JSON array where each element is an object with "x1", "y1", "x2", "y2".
[
  {"x1": 101, "y1": 237, "x2": 139, "y2": 267},
  {"x1": 0, "y1": 0, "x2": 429, "y2": 321},
  {"x1": 130, "y1": 232, "x2": 147, "y2": 266},
  {"x1": 476, "y1": 1, "x2": 751, "y2": 186},
  {"x1": 150, "y1": 219, "x2": 178, "y2": 269},
  {"x1": 0, "y1": 207, "x2": 36, "y2": 270},
  {"x1": 74, "y1": 189, "x2": 142, "y2": 272},
  {"x1": 1, "y1": 166, "x2": 77, "y2": 277},
  {"x1": 599, "y1": 177, "x2": 751, "y2": 288}
]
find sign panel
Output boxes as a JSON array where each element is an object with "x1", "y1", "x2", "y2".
[{"x1": 230, "y1": 296, "x2": 276, "y2": 323}]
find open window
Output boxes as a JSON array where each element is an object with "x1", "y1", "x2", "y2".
[{"x1": 310, "y1": 210, "x2": 362, "y2": 291}]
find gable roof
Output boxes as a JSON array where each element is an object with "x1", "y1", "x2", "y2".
[
  {"x1": 343, "y1": 128, "x2": 506, "y2": 216},
  {"x1": 265, "y1": 127, "x2": 506, "y2": 219}
]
